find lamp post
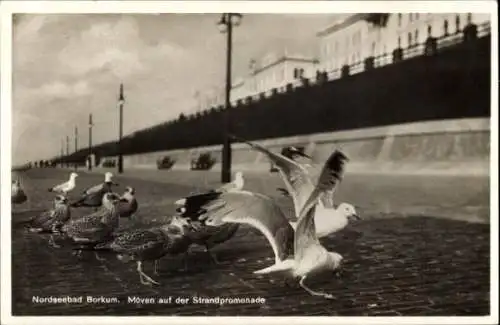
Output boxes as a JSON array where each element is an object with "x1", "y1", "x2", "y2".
[
  {"x1": 60, "y1": 139, "x2": 64, "y2": 168},
  {"x1": 66, "y1": 135, "x2": 70, "y2": 168},
  {"x1": 117, "y1": 83, "x2": 125, "y2": 174},
  {"x1": 88, "y1": 114, "x2": 93, "y2": 171},
  {"x1": 74, "y1": 126, "x2": 78, "y2": 170},
  {"x1": 217, "y1": 13, "x2": 242, "y2": 183}
]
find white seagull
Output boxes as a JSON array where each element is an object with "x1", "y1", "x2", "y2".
[
  {"x1": 48, "y1": 172, "x2": 78, "y2": 194},
  {"x1": 199, "y1": 150, "x2": 349, "y2": 299},
  {"x1": 239, "y1": 138, "x2": 360, "y2": 238},
  {"x1": 12, "y1": 179, "x2": 28, "y2": 204}
]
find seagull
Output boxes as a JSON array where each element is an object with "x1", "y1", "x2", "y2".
[
  {"x1": 11, "y1": 179, "x2": 28, "y2": 204},
  {"x1": 24, "y1": 194, "x2": 71, "y2": 247},
  {"x1": 176, "y1": 195, "x2": 240, "y2": 264},
  {"x1": 117, "y1": 186, "x2": 138, "y2": 218},
  {"x1": 174, "y1": 172, "x2": 244, "y2": 207},
  {"x1": 96, "y1": 215, "x2": 194, "y2": 286},
  {"x1": 201, "y1": 150, "x2": 349, "y2": 299},
  {"x1": 237, "y1": 137, "x2": 360, "y2": 238},
  {"x1": 48, "y1": 172, "x2": 78, "y2": 194},
  {"x1": 70, "y1": 172, "x2": 118, "y2": 209},
  {"x1": 62, "y1": 192, "x2": 124, "y2": 258}
]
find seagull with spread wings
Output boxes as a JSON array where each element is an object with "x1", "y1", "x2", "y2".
[
  {"x1": 237, "y1": 137, "x2": 360, "y2": 238},
  {"x1": 198, "y1": 150, "x2": 349, "y2": 299}
]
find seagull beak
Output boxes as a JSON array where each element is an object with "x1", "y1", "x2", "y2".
[{"x1": 349, "y1": 214, "x2": 361, "y2": 221}]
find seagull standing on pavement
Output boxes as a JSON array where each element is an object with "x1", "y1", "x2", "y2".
[
  {"x1": 70, "y1": 172, "x2": 118, "y2": 209},
  {"x1": 238, "y1": 137, "x2": 360, "y2": 238},
  {"x1": 62, "y1": 192, "x2": 124, "y2": 258},
  {"x1": 25, "y1": 195, "x2": 71, "y2": 248},
  {"x1": 11, "y1": 179, "x2": 28, "y2": 204},
  {"x1": 200, "y1": 149, "x2": 349, "y2": 299},
  {"x1": 48, "y1": 172, "x2": 78, "y2": 194},
  {"x1": 96, "y1": 216, "x2": 194, "y2": 286}
]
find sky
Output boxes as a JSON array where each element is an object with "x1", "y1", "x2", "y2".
[{"x1": 11, "y1": 13, "x2": 343, "y2": 165}]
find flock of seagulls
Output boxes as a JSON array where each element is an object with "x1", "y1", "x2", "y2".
[{"x1": 11, "y1": 138, "x2": 360, "y2": 299}]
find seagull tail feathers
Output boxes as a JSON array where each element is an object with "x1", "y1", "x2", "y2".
[
  {"x1": 253, "y1": 260, "x2": 294, "y2": 275},
  {"x1": 175, "y1": 198, "x2": 187, "y2": 206}
]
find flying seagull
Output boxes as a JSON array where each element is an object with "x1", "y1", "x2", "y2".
[
  {"x1": 201, "y1": 149, "x2": 349, "y2": 299},
  {"x1": 237, "y1": 137, "x2": 360, "y2": 238},
  {"x1": 11, "y1": 179, "x2": 28, "y2": 204},
  {"x1": 48, "y1": 172, "x2": 78, "y2": 194}
]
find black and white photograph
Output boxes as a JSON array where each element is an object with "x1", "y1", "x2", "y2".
[{"x1": 1, "y1": 1, "x2": 498, "y2": 323}]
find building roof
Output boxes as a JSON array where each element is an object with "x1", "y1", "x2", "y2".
[
  {"x1": 316, "y1": 13, "x2": 371, "y2": 37},
  {"x1": 252, "y1": 55, "x2": 318, "y2": 75}
]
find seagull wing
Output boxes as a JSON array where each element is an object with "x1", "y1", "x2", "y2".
[
  {"x1": 83, "y1": 183, "x2": 104, "y2": 195},
  {"x1": 239, "y1": 138, "x2": 314, "y2": 216},
  {"x1": 198, "y1": 190, "x2": 294, "y2": 263},
  {"x1": 294, "y1": 150, "x2": 348, "y2": 262},
  {"x1": 109, "y1": 229, "x2": 164, "y2": 254},
  {"x1": 51, "y1": 180, "x2": 68, "y2": 192}
]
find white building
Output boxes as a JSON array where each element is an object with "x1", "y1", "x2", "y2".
[
  {"x1": 201, "y1": 50, "x2": 318, "y2": 108},
  {"x1": 316, "y1": 13, "x2": 491, "y2": 74}
]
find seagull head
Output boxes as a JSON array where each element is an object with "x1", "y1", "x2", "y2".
[
  {"x1": 70, "y1": 172, "x2": 79, "y2": 179},
  {"x1": 283, "y1": 146, "x2": 311, "y2": 160},
  {"x1": 54, "y1": 195, "x2": 68, "y2": 205},
  {"x1": 124, "y1": 186, "x2": 135, "y2": 195},
  {"x1": 338, "y1": 203, "x2": 360, "y2": 221},
  {"x1": 169, "y1": 215, "x2": 193, "y2": 233},
  {"x1": 104, "y1": 172, "x2": 113, "y2": 182},
  {"x1": 102, "y1": 192, "x2": 122, "y2": 208}
]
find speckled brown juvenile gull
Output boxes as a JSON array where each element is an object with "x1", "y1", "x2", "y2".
[{"x1": 96, "y1": 216, "x2": 193, "y2": 286}]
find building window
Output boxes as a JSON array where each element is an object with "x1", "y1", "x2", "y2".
[
  {"x1": 416, "y1": 13, "x2": 420, "y2": 20},
  {"x1": 408, "y1": 32, "x2": 412, "y2": 47},
  {"x1": 467, "y1": 13, "x2": 472, "y2": 24},
  {"x1": 414, "y1": 29, "x2": 419, "y2": 44},
  {"x1": 371, "y1": 41, "x2": 376, "y2": 56},
  {"x1": 293, "y1": 68, "x2": 298, "y2": 78},
  {"x1": 455, "y1": 14, "x2": 461, "y2": 33},
  {"x1": 409, "y1": 13, "x2": 413, "y2": 22},
  {"x1": 443, "y1": 19, "x2": 449, "y2": 35},
  {"x1": 427, "y1": 25, "x2": 432, "y2": 37},
  {"x1": 398, "y1": 13, "x2": 402, "y2": 27},
  {"x1": 398, "y1": 36, "x2": 401, "y2": 48}
]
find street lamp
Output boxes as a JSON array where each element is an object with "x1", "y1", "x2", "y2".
[
  {"x1": 88, "y1": 113, "x2": 93, "y2": 171},
  {"x1": 74, "y1": 126, "x2": 78, "y2": 170},
  {"x1": 117, "y1": 83, "x2": 125, "y2": 174},
  {"x1": 217, "y1": 13, "x2": 242, "y2": 184}
]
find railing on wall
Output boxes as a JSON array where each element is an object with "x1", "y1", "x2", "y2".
[{"x1": 56, "y1": 21, "x2": 491, "y2": 164}]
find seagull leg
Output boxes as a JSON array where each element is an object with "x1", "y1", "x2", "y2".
[
  {"x1": 205, "y1": 246, "x2": 221, "y2": 265},
  {"x1": 154, "y1": 260, "x2": 160, "y2": 275},
  {"x1": 137, "y1": 261, "x2": 160, "y2": 286},
  {"x1": 299, "y1": 276, "x2": 336, "y2": 300},
  {"x1": 48, "y1": 234, "x2": 61, "y2": 248},
  {"x1": 94, "y1": 251, "x2": 106, "y2": 261}
]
